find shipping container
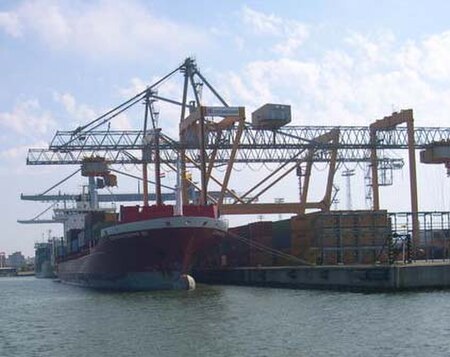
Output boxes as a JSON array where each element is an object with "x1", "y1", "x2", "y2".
[
  {"x1": 272, "y1": 248, "x2": 296, "y2": 266},
  {"x1": 70, "y1": 239, "x2": 79, "y2": 253},
  {"x1": 218, "y1": 211, "x2": 393, "y2": 268},
  {"x1": 142, "y1": 205, "x2": 175, "y2": 219},
  {"x1": 183, "y1": 204, "x2": 216, "y2": 218},
  {"x1": 120, "y1": 205, "x2": 140, "y2": 223},
  {"x1": 322, "y1": 250, "x2": 338, "y2": 265},
  {"x1": 361, "y1": 249, "x2": 377, "y2": 264},
  {"x1": 249, "y1": 251, "x2": 273, "y2": 266},
  {"x1": 343, "y1": 249, "x2": 359, "y2": 265},
  {"x1": 104, "y1": 212, "x2": 118, "y2": 223},
  {"x1": 78, "y1": 231, "x2": 85, "y2": 249},
  {"x1": 248, "y1": 221, "x2": 273, "y2": 240},
  {"x1": 272, "y1": 219, "x2": 291, "y2": 249}
]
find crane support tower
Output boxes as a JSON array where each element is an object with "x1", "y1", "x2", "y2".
[{"x1": 369, "y1": 109, "x2": 419, "y2": 249}]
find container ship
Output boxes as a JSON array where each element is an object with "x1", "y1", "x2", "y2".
[
  {"x1": 48, "y1": 127, "x2": 229, "y2": 291},
  {"x1": 54, "y1": 201, "x2": 227, "y2": 290},
  {"x1": 34, "y1": 241, "x2": 56, "y2": 278}
]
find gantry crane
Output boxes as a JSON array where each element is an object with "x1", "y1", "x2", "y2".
[
  {"x1": 20, "y1": 58, "x2": 450, "y2": 244},
  {"x1": 370, "y1": 109, "x2": 420, "y2": 248}
]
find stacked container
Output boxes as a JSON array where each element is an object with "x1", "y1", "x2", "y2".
[
  {"x1": 212, "y1": 210, "x2": 392, "y2": 269},
  {"x1": 84, "y1": 211, "x2": 106, "y2": 246},
  {"x1": 309, "y1": 210, "x2": 391, "y2": 265},
  {"x1": 271, "y1": 219, "x2": 293, "y2": 266},
  {"x1": 248, "y1": 222, "x2": 273, "y2": 266},
  {"x1": 226, "y1": 225, "x2": 251, "y2": 267},
  {"x1": 290, "y1": 216, "x2": 316, "y2": 264}
]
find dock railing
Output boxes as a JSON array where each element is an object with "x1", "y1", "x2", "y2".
[{"x1": 389, "y1": 211, "x2": 450, "y2": 262}]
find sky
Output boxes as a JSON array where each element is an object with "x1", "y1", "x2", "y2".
[{"x1": 1, "y1": 0, "x2": 450, "y2": 256}]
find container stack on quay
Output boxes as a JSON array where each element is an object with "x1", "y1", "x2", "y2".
[
  {"x1": 290, "y1": 215, "x2": 315, "y2": 263},
  {"x1": 309, "y1": 210, "x2": 391, "y2": 265},
  {"x1": 216, "y1": 226, "x2": 250, "y2": 267},
  {"x1": 211, "y1": 210, "x2": 392, "y2": 268},
  {"x1": 248, "y1": 222, "x2": 273, "y2": 266}
]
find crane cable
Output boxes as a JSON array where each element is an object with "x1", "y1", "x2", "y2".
[{"x1": 64, "y1": 64, "x2": 184, "y2": 146}]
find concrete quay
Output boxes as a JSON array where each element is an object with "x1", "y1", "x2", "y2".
[{"x1": 194, "y1": 261, "x2": 450, "y2": 292}]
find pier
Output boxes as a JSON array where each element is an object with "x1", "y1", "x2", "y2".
[{"x1": 195, "y1": 261, "x2": 450, "y2": 292}]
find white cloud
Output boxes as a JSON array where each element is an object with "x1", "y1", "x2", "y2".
[
  {"x1": 218, "y1": 29, "x2": 450, "y2": 127},
  {"x1": 0, "y1": 11, "x2": 21, "y2": 37},
  {"x1": 218, "y1": 58, "x2": 320, "y2": 115},
  {"x1": 241, "y1": 6, "x2": 309, "y2": 57},
  {"x1": 242, "y1": 6, "x2": 284, "y2": 36},
  {"x1": 19, "y1": 0, "x2": 71, "y2": 47},
  {"x1": 53, "y1": 92, "x2": 97, "y2": 124},
  {"x1": 421, "y1": 30, "x2": 450, "y2": 80},
  {"x1": 54, "y1": 91, "x2": 135, "y2": 130},
  {"x1": 118, "y1": 78, "x2": 148, "y2": 98},
  {"x1": 394, "y1": 40, "x2": 422, "y2": 71},
  {"x1": 0, "y1": 145, "x2": 28, "y2": 161},
  {"x1": 0, "y1": 0, "x2": 209, "y2": 58},
  {"x1": 345, "y1": 30, "x2": 396, "y2": 67},
  {"x1": 0, "y1": 140, "x2": 47, "y2": 161},
  {"x1": 110, "y1": 113, "x2": 133, "y2": 131},
  {"x1": 0, "y1": 139, "x2": 52, "y2": 178},
  {"x1": 0, "y1": 99, "x2": 56, "y2": 136}
]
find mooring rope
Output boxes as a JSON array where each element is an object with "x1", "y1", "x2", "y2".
[{"x1": 227, "y1": 231, "x2": 313, "y2": 266}]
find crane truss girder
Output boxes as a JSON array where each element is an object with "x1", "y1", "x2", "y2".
[
  {"x1": 48, "y1": 126, "x2": 450, "y2": 151},
  {"x1": 27, "y1": 149, "x2": 141, "y2": 165},
  {"x1": 27, "y1": 126, "x2": 450, "y2": 166},
  {"x1": 26, "y1": 148, "x2": 402, "y2": 165}
]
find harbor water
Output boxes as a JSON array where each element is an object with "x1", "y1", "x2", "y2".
[{"x1": 1, "y1": 277, "x2": 450, "y2": 356}]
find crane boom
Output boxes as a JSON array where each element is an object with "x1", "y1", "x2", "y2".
[{"x1": 26, "y1": 126, "x2": 449, "y2": 165}]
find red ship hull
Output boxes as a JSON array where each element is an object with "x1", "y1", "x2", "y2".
[{"x1": 57, "y1": 216, "x2": 227, "y2": 290}]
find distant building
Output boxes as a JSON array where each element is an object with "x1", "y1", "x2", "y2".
[
  {"x1": 7, "y1": 251, "x2": 26, "y2": 269},
  {"x1": 26, "y1": 256, "x2": 35, "y2": 266},
  {"x1": 0, "y1": 252, "x2": 6, "y2": 268}
]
